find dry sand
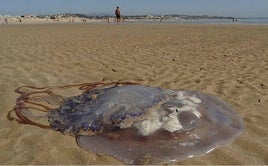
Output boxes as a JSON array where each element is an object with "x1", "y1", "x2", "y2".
[{"x1": 0, "y1": 23, "x2": 267, "y2": 164}]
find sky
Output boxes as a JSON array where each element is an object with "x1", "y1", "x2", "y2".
[{"x1": 0, "y1": 0, "x2": 267, "y2": 18}]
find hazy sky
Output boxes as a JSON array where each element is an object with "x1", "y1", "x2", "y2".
[{"x1": 0, "y1": 0, "x2": 267, "y2": 17}]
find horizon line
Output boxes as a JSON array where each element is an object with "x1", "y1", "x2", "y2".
[{"x1": 1, "y1": 13, "x2": 268, "y2": 19}]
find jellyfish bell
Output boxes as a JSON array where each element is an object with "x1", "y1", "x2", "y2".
[
  {"x1": 8, "y1": 81, "x2": 244, "y2": 164},
  {"x1": 75, "y1": 87, "x2": 244, "y2": 164}
]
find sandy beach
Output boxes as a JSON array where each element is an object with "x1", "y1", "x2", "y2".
[{"x1": 0, "y1": 23, "x2": 267, "y2": 164}]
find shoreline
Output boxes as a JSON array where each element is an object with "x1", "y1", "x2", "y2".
[{"x1": 1, "y1": 16, "x2": 268, "y2": 25}]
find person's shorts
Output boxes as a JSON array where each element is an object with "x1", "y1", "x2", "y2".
[{"x1": 116, "y1": 15, "x2": 121, "y2": 19}]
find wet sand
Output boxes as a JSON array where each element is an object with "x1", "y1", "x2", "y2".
[{"x1": 0, "y1": 23, "x2": 267, "y2": 164}]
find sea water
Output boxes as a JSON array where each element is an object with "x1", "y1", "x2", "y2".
[{"x1": 124, "y1": 18, "x2": 268, "y2": 25}]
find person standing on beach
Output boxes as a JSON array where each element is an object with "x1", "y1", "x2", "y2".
[
  {"x1": 115, "y1": 6, "x2": 121, "y2": 25},
  {"x1": 4, "y1": 17, "x2": 8, "y2": 24}
]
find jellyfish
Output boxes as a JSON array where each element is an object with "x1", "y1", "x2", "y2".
[{"x1": 7, "y1": 81, "x2": 244, "y2": 164}]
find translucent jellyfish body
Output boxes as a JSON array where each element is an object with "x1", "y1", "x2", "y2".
[{"x1": 8, "y1": 82, "x2": 244, "y2": 164}]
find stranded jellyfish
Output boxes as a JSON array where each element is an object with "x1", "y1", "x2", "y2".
[{"x1": 7, "y1": 81, "x2": 244, "y2": 164}]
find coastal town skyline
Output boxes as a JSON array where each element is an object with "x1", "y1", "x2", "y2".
[{"x1": 0, "y1": 0, "x2": 268, "y2": 18}]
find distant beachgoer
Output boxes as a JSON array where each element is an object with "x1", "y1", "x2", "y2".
[
  {"x1": 115, "y1": 6, "x2": 121, "y2": 25},
  {"x1": 4, "y1": 17, "x2": 8, "y2": 24},
  {"x1": 0, "y1": 17, "x2": 3, "y2": 25}
]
